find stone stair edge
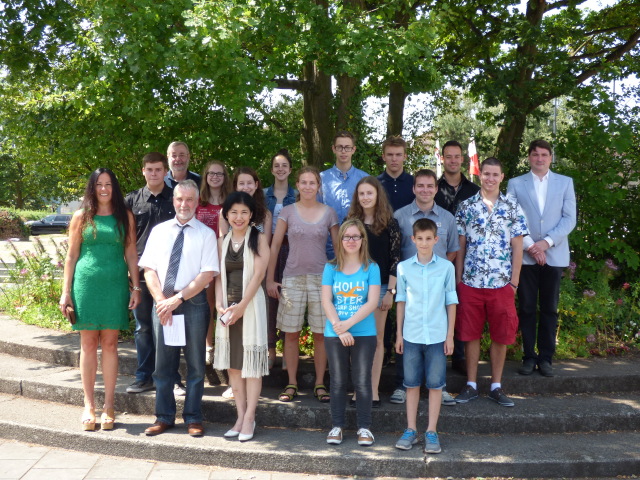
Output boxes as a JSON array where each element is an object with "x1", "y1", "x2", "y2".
[
  {"x1": 1, "y1": 314, "x2": 639, "y2": 396},
  {"x1": 0, "y1": 393, "x2": 639, "y2": 479},
  {"x1": 0, "y1": 352, "x2": 639, "y2": 435}
]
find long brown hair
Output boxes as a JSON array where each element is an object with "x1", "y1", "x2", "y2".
[
  {"x1": 331, "y1": 219, "x2": 373, "y2": 272},
  {"x1": 232, "y1": 166, "x2": 268, "y2": 227},
  {"x1": 346, "y1": 176, "x2": 393, "y2": 236},
  {"x1": 80, "y1": 168, "x2": 130, "y2": 242},
  {"x1": 200, "y1": 160, "x2": 231, "y2": 206}
]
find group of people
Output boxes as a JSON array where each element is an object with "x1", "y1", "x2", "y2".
[{"x1": 58, "y1": 133, "x2": 576, "y2": 455}]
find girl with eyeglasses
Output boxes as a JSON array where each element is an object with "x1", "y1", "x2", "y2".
[
  {"x1": 197, "y1": 161, "x2": 232, "y2": 365},
  {"x1": 345, "y1": 176, "x2": 401, "y2": 407},
  {"x1": 322, "y1": 219, "x2": 380, "y2": 447},
  {"x1": 267, "y1": 166, "x2": 338, "y2": 404}
]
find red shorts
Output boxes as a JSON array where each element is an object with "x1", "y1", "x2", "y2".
[{"x1": 455, "y1": 283, "x2": 518, "y2": 345}]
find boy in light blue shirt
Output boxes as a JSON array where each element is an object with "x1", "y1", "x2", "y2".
[{"x1": 394, "y1": 218, "x2": 458, "y2": 454}]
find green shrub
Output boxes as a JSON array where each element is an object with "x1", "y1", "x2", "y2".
[{"x1": 8, "y1": 208, "x2": 51, "y2": 222}]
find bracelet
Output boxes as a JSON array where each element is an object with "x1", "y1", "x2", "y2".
[
  {"x1": 509, "y1": 282, "x2": 518, "y2": 289},
  {"x1": 132, "y1": 286, "x2": 142, "y2": 292}
]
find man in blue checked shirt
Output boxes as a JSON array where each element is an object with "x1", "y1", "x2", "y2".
[{"x1": 319, "y1": 131, "x2": 368, "y2": 259}]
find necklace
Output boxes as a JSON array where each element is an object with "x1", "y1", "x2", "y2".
[{"x1": 231, "y1": 237, "x2": 244, "y2": 250}]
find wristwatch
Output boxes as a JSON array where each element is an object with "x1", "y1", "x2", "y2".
[
  {"x1": 176, "y1": 291, "x2": 185, "y2": 302},
  {"x1": 387, "y1": 288, "x2": 396, "y2": 295}
]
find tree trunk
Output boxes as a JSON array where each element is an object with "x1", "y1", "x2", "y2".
[
  {"x1": 301, "y1": 61, "x2": 334, "y2": 169},
  {"x1": 335, "y1": 74, "x2": 360, "y2": 133},
  {"x1": 495, "y1": 111, "x2": 527, "y2": 177},
  {"x1": 387, "y1": 82, "x2": 407, "y2": 137}
]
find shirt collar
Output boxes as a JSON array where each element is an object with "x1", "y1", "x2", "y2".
[
  {"x1": 142, "y1": 184, "x2": 172, "y2": 200},
  {"x1": 530, "y1": 170, "x2": 550, "y2": 182},
  {"x1": 410, "y1": 253, "x2": 438, "y2": 266},
  {"x1": 331, "y1": 164, "x2": 356, "y2": 180},
  {"x1": 171, "y1": 216, "x2": 197, "y2": 229},
  {"x1": 410, "y1": 199, "x2": 439, "y2": 216}
]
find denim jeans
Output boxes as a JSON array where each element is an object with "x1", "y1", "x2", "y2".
[
  {"x1": 325, "y1": 335, "x2": 376, "y2": 430},
  {"x1": 133, "y1": 280, "x2": 155, "y2": 383},
  {"x1": 152, "y1": 290, "x2": 209, "y2": 425}
]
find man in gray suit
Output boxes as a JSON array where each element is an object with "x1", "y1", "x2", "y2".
[{"x1": 507, "y1": 140, "x2": 576, "y2": 377}]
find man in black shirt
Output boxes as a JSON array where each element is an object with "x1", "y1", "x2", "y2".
[
  {"x1": 125, "y1": 152, "x2": 175, "y2": 394},
  {"x1": 377, "y1": 136, "x2": 414, "y2": 211},
  {"x1": 434, "y1": 140, "x2": 480, "y2": 216},
  {"x1": 434, "y1": 140, "x2": 480, "y2": 376}
]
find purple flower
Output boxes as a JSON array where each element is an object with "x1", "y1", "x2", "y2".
[
  {"x1": 57, "y1": 262, "x2": 63, "y2": 269},
  {"x1": 616, "y1": 298, "x2": 624, "y2": 306},
  {"x1": 586, "y1": 334, "x2": 596, "y2": 343},
  {"x1": 605, "y1": 259, "x2": 619, "y2": 271},
  {"x1": 622, "y1": 282, "x2": 631, "y2": 290},
  {"x1": 583, "y1": 289, "x2": 596, "y2": 297},
  {"x1": 19, "y1": 269, "x2": 28, "y2": 276},
  {"x1": 40, "y1": 274, "x2": 49, "y2": 281}
]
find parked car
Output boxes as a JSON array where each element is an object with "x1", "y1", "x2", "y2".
[{"x1": 25, "y1": 214, "x2": 72, "y2": 235}]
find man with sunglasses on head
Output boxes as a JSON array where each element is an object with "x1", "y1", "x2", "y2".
[{"x1": 319, "y1": 131, "x2": 368, "y2": 259}]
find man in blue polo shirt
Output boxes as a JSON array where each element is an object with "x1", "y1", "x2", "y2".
[{"x1": 319, "y1": 131, "x2": 368, "y2": 258}]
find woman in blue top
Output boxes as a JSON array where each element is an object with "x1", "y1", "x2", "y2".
[
  {"x1": 321, "y1": 219, "x2": 380, "y2": 447},
  {"x1": 263, "y1": 149, "x2": 296, "y2": 368}
]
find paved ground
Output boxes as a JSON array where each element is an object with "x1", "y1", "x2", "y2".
[{"x1": 0, "y1": 439, "x2": 418, "y2": 480}]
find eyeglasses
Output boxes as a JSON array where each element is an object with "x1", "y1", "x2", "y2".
[
  {"x1": 334, "y1": 145, "x2": 354, "y2": 152},
  {"x1": 170, "y1": 154, "x2": 188, "y2": 159},
  {"x1": 207, "y1": 172, "x2": 224, "y2": 177},
  {"x1": 342, "y1": 235, "x2": 363, "y2": 242}
]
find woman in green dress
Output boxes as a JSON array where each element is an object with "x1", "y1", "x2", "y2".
[{"x1": 59, "y1": 168, "x2": 141, "y2": 431}]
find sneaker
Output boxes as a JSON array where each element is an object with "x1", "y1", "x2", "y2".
[
  {"x1": 326, "y1": 427, "x2": 343, "y2": 445},
  {"x1": 205, "y1": 347, "x2": 214, "y2": 366},
  {"x1": 357, "y1": 428, "x2": 375, "y2": 446},
  {"x1": 455, "y1": 385, "x2": 479, "y2": 403},
  {"x1": 126, "y1": 379, "x2": 155, "y2": 394},
  {"x1": 174, "y1": 381, "x2": 186, "y2": 396},
  {"x1": 395, "y1": 428, "x2": 418, "y2": 450},
  {"x1": 424, "y1": 431, "x2": 441, "y2": 454},
  {"x1": 488, "y1": 387, "x2": 515, "y2": 407},
  {"x1": 441, "y1": 390, "x2": 456, "y2": 406},
  {"x1": 389, "y1": 388, "x2": 406, "y2": 404}
]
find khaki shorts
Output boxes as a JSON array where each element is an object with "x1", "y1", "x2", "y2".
[{"x1": 276, "y1": 274, "x2": 325, "y2": 334}]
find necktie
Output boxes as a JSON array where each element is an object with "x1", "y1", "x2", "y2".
[{"x1": 163, "y1": 224, "x2": 187, "y2": 298}]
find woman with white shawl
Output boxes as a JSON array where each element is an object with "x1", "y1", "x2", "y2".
[{"x1": 214, "y1": 191, "x2": 270, "y2": 442}]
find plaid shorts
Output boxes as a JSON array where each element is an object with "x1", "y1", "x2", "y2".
[{"x1": 276, "y1": 274, "x2": 325, "y2": 334}]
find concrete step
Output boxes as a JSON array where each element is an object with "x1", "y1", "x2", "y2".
[
  {"x1": 2, "y1": 314, "x2": 639, "y2": 396},
  {"x1": 0, "y1": 393, "x2": 639, "y2": 479},
  {"x1": 0, "y1": 352, "x2": 639, "y2": 435}
]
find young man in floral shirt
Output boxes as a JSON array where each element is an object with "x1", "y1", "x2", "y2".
[{"x1": 454, "y1": 157, "x2": 528, "y2": 407}]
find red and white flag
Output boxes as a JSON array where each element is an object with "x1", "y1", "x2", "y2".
[
  {"x1": 468, "y1": 139, "x2": 480, "y2": 177},
  {"x1": 435, "y1": 139, "x2": 442, "y2": 178}
]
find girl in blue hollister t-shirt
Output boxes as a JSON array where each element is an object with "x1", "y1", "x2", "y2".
[{"x1": 321, "y1": 219, "x2": 381, "y2": 447}]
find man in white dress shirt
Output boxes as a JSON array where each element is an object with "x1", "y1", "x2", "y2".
[
  {"x1": 139, "y1": 180, "x2": 219, "y2": 437},
  {"x1": 507, "y1": 140, "x2": 576, "y2": 377}
]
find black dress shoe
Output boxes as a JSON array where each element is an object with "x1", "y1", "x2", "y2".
[
  {"x1": 372, "y1": 400, "x2": 381, "y2": 408},
  {"x1": 538, "y1": 360, "x2": 554, "y2": 377},
  {"x1": 518, "y1": 358, "x2": 537, "y2": 375}
]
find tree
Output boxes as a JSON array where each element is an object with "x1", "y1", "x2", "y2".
[{"x1": 431, "y1": 0, "x2": 640, "y2": 175}]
